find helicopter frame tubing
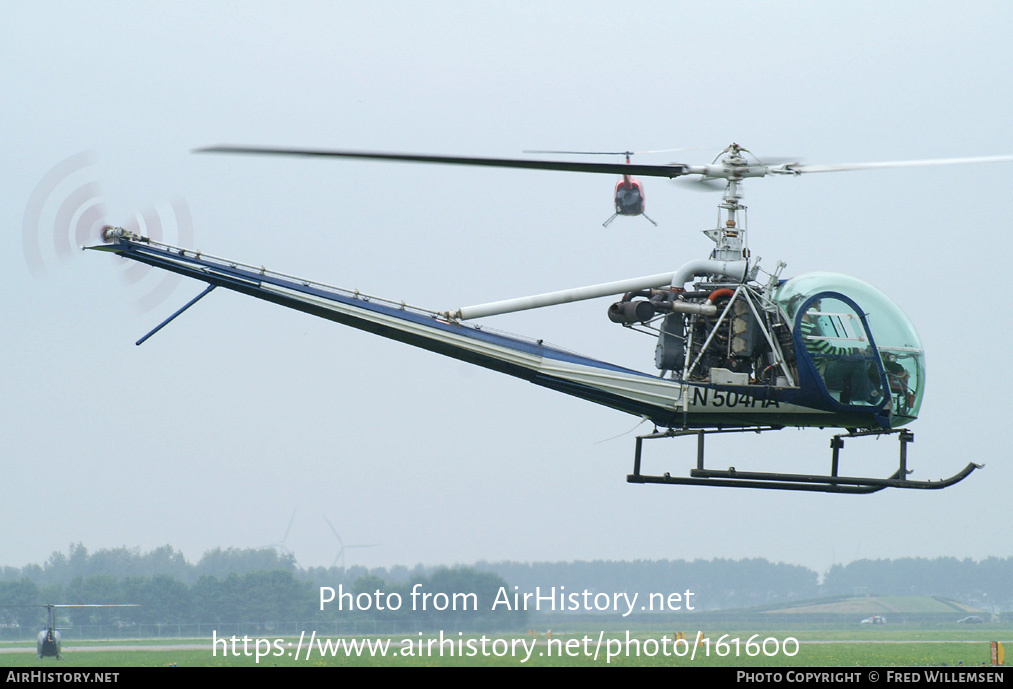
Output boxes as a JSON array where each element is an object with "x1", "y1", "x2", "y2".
[{"x1": 627, "y1": 426, "x2": 981, "y2": 493}]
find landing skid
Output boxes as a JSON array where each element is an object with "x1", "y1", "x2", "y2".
[
  {"x1": 602, "y1": 212, "x2": 658, "y2": 228},
  {"x1": 627, "y1": 427, "x2": 982, "y2": 493}
]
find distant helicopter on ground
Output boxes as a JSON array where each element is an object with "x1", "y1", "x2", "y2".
[
  {"x1": 36, "y1": 605, "x2": 62, "y2": 658},
  {"x1": 1, "y1": 604, "x2": 139, "y2": 658},
  {"x1": 90, "y1": 143, "x2": 1013, "y2": 493}
]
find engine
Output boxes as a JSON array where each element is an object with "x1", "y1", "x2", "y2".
[{"x1": 608, "y1": 287, "x2": 773, "y2": 383}]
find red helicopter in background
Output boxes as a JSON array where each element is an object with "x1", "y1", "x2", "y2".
[{"x1": 524, "y1": 148, "x2": 687, "y2": 227}]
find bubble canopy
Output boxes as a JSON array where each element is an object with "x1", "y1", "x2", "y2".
[{"x1": 775, "y1": 272, "x2": 925, "y2": 425}]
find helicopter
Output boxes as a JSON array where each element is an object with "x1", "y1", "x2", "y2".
[
  {"x1": 523, "y1": 149, "x2": 662, "y2": 227},
  {"x1": 36, "y1": 605, "x2": 63, "y2": 658},
  {"x1": 89, "y1": 143, "x2": 1013, "y2": 493},
  {"x1": 0, "y1": 604, "x2": 139, "y2": 658}
]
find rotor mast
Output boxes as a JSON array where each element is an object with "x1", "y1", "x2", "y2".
[
  {"x1": 707, "y1": 177, "x2": 747, "y2": 262},
  {"x1": 691, "y1": 144, "x2": 755, "y2": 264}
]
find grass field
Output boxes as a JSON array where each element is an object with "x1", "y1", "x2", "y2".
[{"x1": 0, "y1": 629, "x2": 1008, "y2": 667}]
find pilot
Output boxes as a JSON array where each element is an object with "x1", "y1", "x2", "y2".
[{"x1": 798, "y1": 299, "x2": 879, "y2": 405}]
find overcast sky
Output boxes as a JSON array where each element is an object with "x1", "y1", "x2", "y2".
[{"x1": 3, "y1": 1, "x2": 1012, "y2": 579}]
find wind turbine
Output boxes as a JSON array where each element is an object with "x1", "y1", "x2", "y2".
[
  {"x1": 263, "y1": 509, "x2": 298, "y2": 562},
  {"x1": 325, "y1": 516, "x2": 379, "y2": 569}
]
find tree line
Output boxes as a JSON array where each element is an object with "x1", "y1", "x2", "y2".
[
  {"x1": 3, "y1": 545, "x2": 1011, "y2": 632},
  {"x1": 0, "y1": 545, "x2": 523, "y2": 631}
]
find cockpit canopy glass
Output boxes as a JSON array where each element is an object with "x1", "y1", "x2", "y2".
[{"x1": 775, "y1": 272, "x2": 924, "y2": 424}]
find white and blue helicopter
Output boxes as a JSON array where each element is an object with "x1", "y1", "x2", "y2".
[{"x1": 90, "y1": 144, "x2": 1012, "y2": 493}]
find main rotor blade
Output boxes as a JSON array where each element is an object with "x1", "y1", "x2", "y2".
[
  {"x1": 196, "y1": 146, "x2": 690, "y2": 178},
  {"x1": 780, "y1": 154, "x2": 1013, "y2": 174}
]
